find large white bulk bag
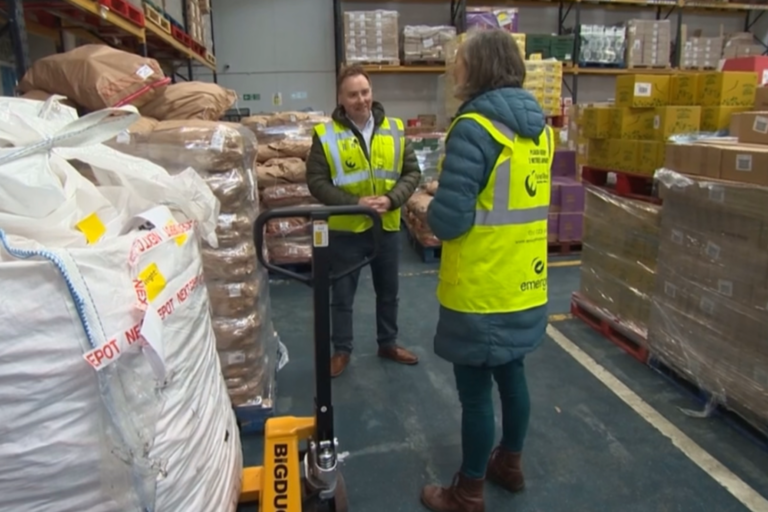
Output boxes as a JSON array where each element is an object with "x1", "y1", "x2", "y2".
[{"x1": 0, "y1": 99, "x2": 242, "y2": 511}]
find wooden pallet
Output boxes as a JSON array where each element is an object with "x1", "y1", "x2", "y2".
[
  {"x1": 626, "y1": 64, "x2": 673, "y2": 70},
  {"x1": 570, "y1": 291, "x2": 650, "y2": 363},
  {"x1": 402, "y1": 59, "x2": 445, "y2": 66},
  {"x1": 98, "y1": 0, "x2": 145, "y2": 27},
  {"x1": 205, "y1": 52, "x2": 216, "y2": 66},
  {"x1": 577, "y1": 62, "x2": 624, "y2": 69},
  {"x1": 549, "y1": 240, "x2": 582, "y2": 256},
  {"x1": 143, "y1": 4, "x2": 170, "y2": 33},
  {"x1": 648, "y1": 356, "x2": 768, "y2": 449},
  {"x1": 581, "y1": 166, "x2": 662, "y2": 204}
]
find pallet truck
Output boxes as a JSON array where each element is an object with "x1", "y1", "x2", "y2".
[{"x1": 240, "y1": 205, "x2": 382, "y2": 512}]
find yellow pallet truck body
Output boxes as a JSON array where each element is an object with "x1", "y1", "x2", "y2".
[{"x1": 240, "y1": 205, "x2": 382, "y2": 512}]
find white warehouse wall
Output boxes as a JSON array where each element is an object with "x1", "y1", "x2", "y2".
[{"x1": 210, "y1": 0, "x2": 768, "y2": 118}]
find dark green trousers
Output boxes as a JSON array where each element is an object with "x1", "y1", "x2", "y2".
[{"x1": 453, "y1": 358, "x2": 530, "y2": 479}]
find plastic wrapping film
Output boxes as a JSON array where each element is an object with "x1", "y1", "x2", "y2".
[
  {"x1": 649, "y1": 169, "x2": 768, "y2": 433},
  {"x1": 0, "y1": 98, "x2": 240, "y2": 511},
  {"x1": 579, "y1": 185, "x2": 662, "y2": 338},
  {"x1": 402, "y1": 25, "x2": 457, "y2": 63},
  {"x1": 243, "y1": 111, "x2": 330, "y2": 266},
  {"x1": 107, "y1": 120, "x2": 280, "y2": 410}
]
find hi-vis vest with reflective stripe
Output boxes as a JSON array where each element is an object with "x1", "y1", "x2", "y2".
[
  {"x1": 314, "y1": 117, "x2": 405, "y2": 232},
  {"x1": 437, "y1": 113, "x2": 553, "y2": 314}
]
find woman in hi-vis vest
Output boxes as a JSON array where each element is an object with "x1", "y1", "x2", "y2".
[{"x1": 421, "y1": 29, "x2": 553, "y2": 512}]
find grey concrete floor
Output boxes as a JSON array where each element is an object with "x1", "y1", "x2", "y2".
[{"x1": 239, "y1": 232, "x2": 768, "y2": 512}]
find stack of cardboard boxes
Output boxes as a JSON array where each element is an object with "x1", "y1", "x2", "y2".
[
  {"x1": 344, "y1": 10, "x2": 400, "y2": 65},
  {"x1": 580, "y1": 187, "x2": 662, "y2": 336},
  {"x1": 650, "y1": 168, "x2": 768, "y2": 432},
  {"x1": 402, "y1": 25, "x2": 457, "y2": 63},
  {"x1": 580, "y1": 72, "x2": 747, "y2": 176},
  {"x1": 549, "y1": 150, "x2": 585, "y2": 244},
  {"x1": 524, "y1": 59, "x2": 563, "y2": 117},
  {"x1": 625, "y1": 19, "x2": 671, "y2": 69},
  {"x1": 665, "y1": 72, "x2": 760, "y2": 181}
]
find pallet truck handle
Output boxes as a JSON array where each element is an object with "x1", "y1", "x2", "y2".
[{"x1": 254, "y1": 205, "x2": 382, "y2": 284}]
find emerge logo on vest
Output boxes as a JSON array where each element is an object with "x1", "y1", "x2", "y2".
[{"x1": 520, "y1": 257, "x2": 547, "y2": 293}]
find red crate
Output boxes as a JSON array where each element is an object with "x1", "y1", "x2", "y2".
[
  {"x1": 171, "y1": 25, "x2": 193, "y2": 47},
  {"x1": 98, "y1": 0, "x2": 146, "y2": 27}
]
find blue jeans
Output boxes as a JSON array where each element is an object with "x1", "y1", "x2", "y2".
[{"x1": 330, "y1": 229, "x2": 400, "y2": 354}]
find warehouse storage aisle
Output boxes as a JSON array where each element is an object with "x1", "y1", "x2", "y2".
[{"x1": 240, "y1": 237, "x2": 768, "y2": 512}]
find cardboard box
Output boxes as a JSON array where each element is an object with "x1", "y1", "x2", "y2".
[
  {"x1": 735, "y1": 111, "x2": 768, "y2": 145},
  {"x1": 556, "y1": 178, "x2": 585, "y2": 212},
  {"x1": 653, "y1": 106, "x2": 701, "y2": 140},
  {"x1": 637, "y1": 140, "x2": 664, "y2": 175},
  {"x1": 558, "y1": 212, "x2": 583, "y2": 242},
  {"x1": 719, "y1": 144, "x2": 768, "y2": 185},
  {"x1": 755, "y1": 87, "x2": 768, "y2": 109},
  {"x1": 612, "y1": 108, "x2": 655, "y2": 139},
  {"x1": 698, "y1": 72, "x2": 757, "y2": 107},
  {"x1": 581, "y1": 106, "x2": 613, "y2": 139},
  {"x1": 615, "y1": 74, "x2": 670, "y2": 108},
  {"x1": 617, "y1": 139, "x2": 639, "y2": 172},
  {"x1": 701, "y1": 106, "x2": 749, "y2": 133},
  {"x1": 552, "y1": 149, "x2": 577, "y2": 177},
  {"x1": 670, "y1": 74, "x2": 699, "y2": 106}
]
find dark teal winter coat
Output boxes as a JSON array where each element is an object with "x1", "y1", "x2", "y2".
[{"x1": 427, "y1": 87, "x2": 549, "y2": 367}]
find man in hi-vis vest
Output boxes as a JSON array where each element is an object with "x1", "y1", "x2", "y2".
[{"x1": 306, "y1": 64, "x2": 421, "y2": 378}]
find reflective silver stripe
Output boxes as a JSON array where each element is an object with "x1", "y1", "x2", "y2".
[
  {"x1": 382, "y1": 118, "x2": 403, "y2": 167},
  {"x1": 488, "y1": 119, "x2": 516, "y2": 142},
  {"x1": 318, "y1": 122, "x2": 346, "y2": 182},
  {"x1": 373, "y1": 169, "x2": 399, "y2": 180},
  {"x1": 475, "y1": 159, "x2": 548, "y2": 226},
  {"x1": 544, "y1": 127, "x2": 552, "y2": 156},
  {"x1": 334, "y1": 170, "x2": 371, "y2": 186}
]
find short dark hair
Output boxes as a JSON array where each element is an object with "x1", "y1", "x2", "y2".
[
  {"x1": 337, "y1": 64, "x2": 371, "y2": 92},
  {"x1": 456, "y1": 29, "x2": 526, "y2": 100}
]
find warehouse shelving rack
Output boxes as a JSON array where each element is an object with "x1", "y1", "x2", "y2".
[
  {"x1": 332, "y1": 0, "x2": 768, "y2": 102},
  {"x1": 0, "y1": 0, "x2": 218, "y2": 86}
]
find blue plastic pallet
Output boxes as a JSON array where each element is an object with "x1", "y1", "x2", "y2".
[
  {"x1": 235, "y1": 403, "x2": 275, "y2": 434},
  {"x1": 648, "y1": 356, "x2": 768, "y2": 451}
]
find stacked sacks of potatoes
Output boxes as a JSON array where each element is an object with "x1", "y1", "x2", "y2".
[
  {"x1": 243, "y1": 111, "x2": 329, "y2": 265},
  {"x1": 106, "y1": 120, "x2": 279, "y2": 411}
]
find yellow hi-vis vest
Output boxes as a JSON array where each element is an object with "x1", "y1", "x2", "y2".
[
  {"x1": 437, "y1": 113, "x2": 553, "y2": 314},
  {"x1": 314, "y1": 117, "x2": 405, "y2": 232}
]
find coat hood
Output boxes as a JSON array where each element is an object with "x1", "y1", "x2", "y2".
[{"x1": 458, "y1": 87, "x2": 546, "y2": 141}]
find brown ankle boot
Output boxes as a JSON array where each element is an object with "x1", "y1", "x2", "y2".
[
  {"x1": 486, "y1": 447, "x2": 524, "y2": 493},
  {"x1": 420, "y1": 473, "x2": 484, "y2": 512}
]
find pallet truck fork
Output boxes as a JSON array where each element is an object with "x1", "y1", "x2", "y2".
[{"x1": 240, "y1": 205, "x2": 382, "y2": 512}]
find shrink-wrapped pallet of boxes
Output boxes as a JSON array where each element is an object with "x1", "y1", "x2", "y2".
[
  {"x1": 579, "y1": 186, "x2": 662, "y2": 337},
  {"x1": 650, "y1": 169, "x2": 768, "y2": 434},
  {"x1": 344, "y1": 10, "x2": 400, "y2": 65},
  {"x1": 243, "y1": 111, "x2": 330, "y2": 266},
  {"x1": 402, "y1": 25, "x2": 456, "y2": 63},
  {"x1": 107, "y1": 120, "x2": 280, "y2": 413}
]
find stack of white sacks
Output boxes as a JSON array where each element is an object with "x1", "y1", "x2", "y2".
[{"x1": 0, "y1": 97, "x2": 242, "y2": 511}]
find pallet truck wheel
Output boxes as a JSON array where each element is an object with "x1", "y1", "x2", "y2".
[{"x1": 302, "y1": 471, "x2": 349, "y2": 512}]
